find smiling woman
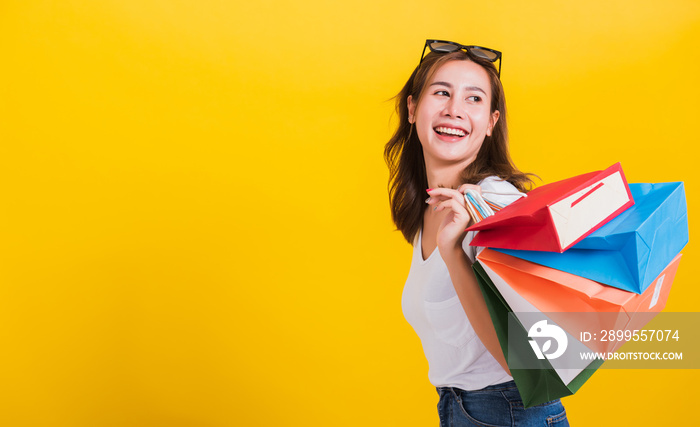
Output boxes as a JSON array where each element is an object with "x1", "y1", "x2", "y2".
[{"x1": 384, "y1": 41, "x2": 565, "y2": 426}]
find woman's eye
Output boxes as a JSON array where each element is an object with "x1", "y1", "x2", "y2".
[
  {"x1": 467, "y1": 95, "x2": 482, "y2": 102},
  {"x1": 434, "y1": 90, "x2": 449, "y2": 97}
]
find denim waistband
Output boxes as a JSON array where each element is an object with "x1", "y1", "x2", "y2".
[{"x1": 436, "y1": 380, "x2": 518, "y2": 393}]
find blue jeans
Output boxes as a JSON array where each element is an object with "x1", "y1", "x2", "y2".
[{"x1": 436, "y1": 381, "x2": 569, "y2": 426}]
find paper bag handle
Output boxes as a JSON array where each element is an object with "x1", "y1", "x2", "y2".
[{"x1": 570, "y1": 182, "x2": 605, "y2": 208}]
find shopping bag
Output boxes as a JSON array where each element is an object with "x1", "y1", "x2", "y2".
[
  {"x1": 479, "y1": 258, "x2": 601, "y2": 385},
  {"x1": 467, "y1": 163, "x2": 634, "y2": 252},
  {"x1": 477, "y1": 249, "x2": 681, "y2": 354},
  {"x1": 494, "y1": 182, "x2": 688, "y2": 293},
  {"x1": 473, "y1": 262, "x2": 603, "y2": 408}
]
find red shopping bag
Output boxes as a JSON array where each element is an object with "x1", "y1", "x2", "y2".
[{"x1": 467, "y1": 163, "x2": 634, "y2": 252}]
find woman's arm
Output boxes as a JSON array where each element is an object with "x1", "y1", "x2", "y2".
[
  {"x1": 428, "y1": 186, "x2": 511, "y2": 375},
  {"x1": 441, "y1": 245, "x2": 511, "y2": 375}
]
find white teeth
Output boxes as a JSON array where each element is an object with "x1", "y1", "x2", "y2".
[{"x1": 435, "y1": 126, "x2": 466, "y2": 137}]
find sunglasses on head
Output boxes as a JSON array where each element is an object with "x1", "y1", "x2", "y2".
[{"x1": 419, "y1": 39, "x2": 502, "y2": 77}]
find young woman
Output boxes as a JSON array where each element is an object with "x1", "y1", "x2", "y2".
[{"x1": 385, "y1": 40, "x2": 569, "y2": 426}]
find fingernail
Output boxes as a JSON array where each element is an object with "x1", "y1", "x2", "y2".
[
  {"x1": 426, "y1": 188, "x2": 433, "y2": 192},
  {"x1": 425, "y1": 197, "x2": 431, "y2": 203}
]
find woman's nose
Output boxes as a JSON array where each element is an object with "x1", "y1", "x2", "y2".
[{"x1": 443, "y1": 98, "x2": 463, "y2": 119}]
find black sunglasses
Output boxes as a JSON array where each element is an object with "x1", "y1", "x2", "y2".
[{"x1": 419, "y1": 39, "x2": 502, "y2": 77}]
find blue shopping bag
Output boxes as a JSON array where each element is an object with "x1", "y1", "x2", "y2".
[{"x1": 495, "y1": 182, "x2": 688, "y2": 294}]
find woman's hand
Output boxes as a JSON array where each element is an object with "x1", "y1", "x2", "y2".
[{"x1": 426, "y1": 184, "x2": 481, "y2": 256}]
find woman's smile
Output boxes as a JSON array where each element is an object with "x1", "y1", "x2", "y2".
[{"x1": 434, "y1": 125, "x2": 469, "y2": 141}]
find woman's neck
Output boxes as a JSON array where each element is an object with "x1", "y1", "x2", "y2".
[{"x1": 425, "y1": 159, "x2": 471, "y2": 189}]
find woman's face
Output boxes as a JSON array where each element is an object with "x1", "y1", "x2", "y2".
[{"x1": 407, "y1": 60, "x2": 499, "y2": 168}]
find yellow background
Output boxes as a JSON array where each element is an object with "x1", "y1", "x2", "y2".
[{"x1": 1, "y1": 0, "x2": 698, "y2": 425}]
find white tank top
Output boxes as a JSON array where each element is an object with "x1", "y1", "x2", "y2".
[{"x1": 401, "y1": 176, "x2": 524, "y2": 390}]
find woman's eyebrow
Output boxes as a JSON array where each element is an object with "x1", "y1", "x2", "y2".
[
  {"x1": 464, "y1": 86, "x2": 486, "y2": 95},
  {"x1": 429, "y1": 81, "x2": 486, "y2": 95}
]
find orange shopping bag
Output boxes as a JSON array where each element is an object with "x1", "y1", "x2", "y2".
[{"x1": 476, "y1": 249, "x2": 681, "y2": 354}]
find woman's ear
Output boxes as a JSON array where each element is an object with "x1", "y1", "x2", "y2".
[
  {"x1": 486, "y1": 110, "x2": 500, "y2": 136},
  {"x1": 407, "y1": 95, "x2": 416, "y2": 124}
]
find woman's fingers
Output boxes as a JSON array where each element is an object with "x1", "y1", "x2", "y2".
[
  {"x1": 435, "y1": 198, "x2": 471, "y2": 250},
  {"x1": 434, "y1": 198, "x2": 468, "y2": 219},
  {"x1": 427, "y1": 186, "x2": 482, "y2": 200},
  {"x1": 428, "y1": 188, "x2": 478, "y2": 252},
  {"x1": 426, "y1": 187, "x2": 467, "y2": 206},
  {"x1": 426, "y1": 186, "x2": 484, "y2": 216},
  {"x1": 457, "y1": 184, "x2": 482, "y2": 195}
]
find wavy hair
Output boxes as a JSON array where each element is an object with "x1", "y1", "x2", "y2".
[{"x1": 384, "y1": 49, "x2": 534, "y2": 243}]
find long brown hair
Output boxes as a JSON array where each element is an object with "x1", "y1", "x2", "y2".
[{"x1": 384, "y1": 49, "x2": 534, "y2": 243}]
